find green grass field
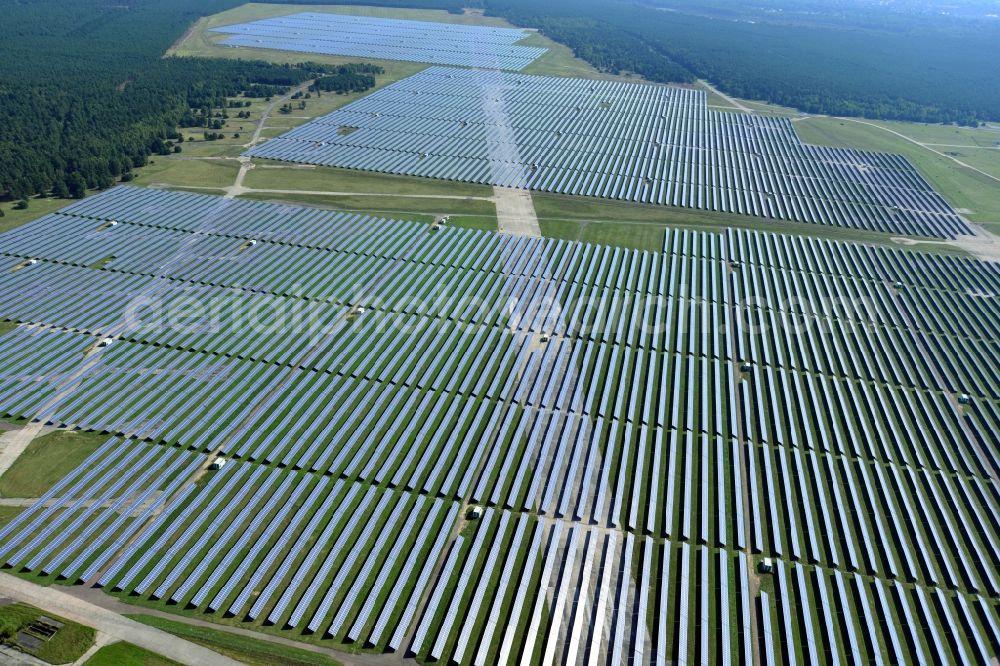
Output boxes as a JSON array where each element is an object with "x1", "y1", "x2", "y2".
[
  {"x1": 0, "y1": 430, "x2": 109, "y2": 498},
  {"x1": 531, "y1": 192, "x2": 967, "y2": 253},
  {"x1": 166, "y1": 187, "x2": 499, "y2": 228},
  {"x1": 176, "y1": 142, "x2": 246, "y2": 158},
  {"x1": 697, "y1": 83, "x2": 743, "y2": 111},
  {"x1": 0, "y1": 198, "x2": 67, "y2": 235},
  {"x1": 735, "y1": 98, "x2": 805, "y2": 118},
  {"x1": 538, "y1": 219, "x2": 675, "y2": 251},
  {"x1": 83, "y1": 642, "x2": 182, "y2": 666},
  {"x1": 936, "y1": 146, "x2": 1000, "y2": 180},
  {"x1": 846, "y1": 121, "x2": 1000, "y2": 149},
  {"x1": 131, "y1": 159, "x2": 241, "y2": 190},
  {"x1": 516, "y1": 30, "x2": 624, "y2": 80},
  {"x1": 244, "y1": 162, "x2": 492, "y2": 197},
  {"x1": 0, "y1": 506, "x2": 24, "y2": 529},
  {"x1": 125, "y1": 615, "x2": 343, "y2": 666},
  {"x1": 238, "y1": 191, "x2": 497, "y2": 219},
  {"x1": 794, "y1": 117, "x2": 1000, "y2": 235},
  {"x1": 0, "y1": 603, "x2": 95, "y2": 664}
]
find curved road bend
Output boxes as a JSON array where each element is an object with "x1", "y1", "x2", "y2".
[{"x1": 0, "y1": 572, "x2": 241, "y2": 666}]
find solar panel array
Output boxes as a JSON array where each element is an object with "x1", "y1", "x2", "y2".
[
  {"x1": 0, "y1": 186, "x2": 997, "y2": 664},
  {"x1": 210, "y1": 12, "x2": 546, "y2": 71},
  {"x1": 248, "y1": 67, "x2": 972, "y2": 239}
]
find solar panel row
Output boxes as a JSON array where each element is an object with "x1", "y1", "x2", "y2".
[
  {"x1": 0, "y1": 187, "x2": 996, "y2": 663},
  {"x1": 211, "y1": 12, "x2": 546, "y2": 70},
  {"x1": 249, "y1": 67, "x2": 972, "y2": 239}
]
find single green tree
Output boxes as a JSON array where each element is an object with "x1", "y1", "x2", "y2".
[
  {"x1": 52, "y1": 179, "x2": 71, "y2": 199},
  {"x1": 67, "y1": 172, "x2": 87, "y2": 199}
]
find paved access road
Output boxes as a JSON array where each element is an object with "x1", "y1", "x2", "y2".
[
  {"x1": 494, "y1": 186, "x2": 541, "y2": 236},
  {"x1": 0, "y1": 573, "x2": 241, "y2": 666}
]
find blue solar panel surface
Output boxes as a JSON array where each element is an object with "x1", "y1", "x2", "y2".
[
  {"x1": 0, "y1": 187, "x2": 996, "y2": 663},
  {"x1": 248, "y1": 66, "x2": 972, "y2": 239},
  {"x1": 211, "y1": 12, "x2": 547, "y2": 70}
]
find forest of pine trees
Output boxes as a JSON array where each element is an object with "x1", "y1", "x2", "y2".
[{"x1": 2, "y1": 0, "x2": 996, "y2": 200}]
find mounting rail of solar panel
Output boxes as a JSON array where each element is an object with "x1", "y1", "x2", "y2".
[
  {"x1": 210, "y1": 12, "x2": 547, "y2": 71},
  {"x1": 0, "y1": 187, "x2": 997, "y2": 665},
  {"x1": 247, "y1": 66, "x2": 973, "y2": 240}
]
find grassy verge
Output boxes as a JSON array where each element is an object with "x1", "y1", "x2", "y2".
[
  {"x1": 131, "y1": 159, "x2": 240, "y2": 190},
  {"x1": 734, "y1": 98, "x2": 805, "y2": 118},
  {"x1": 176, "y1": 143, "x2": 246, "y2": 158},
  {"x1": 84, "y1": 641, "x2": 182, "y2": 666},
  {"x1": 237, "y1": 191, "x2": 497, "y2": 219},
  {"x1": 517, "y1": 30, "x2": 614, "y2": 80},
  {"x1": 697, "y1": 82, "x2": 744, "y2": 111},
  {"x1": 539, "y1": 218, "x2": 671, "y2": 251},
  {"x1": 533, "y1": 192, "x2": 967, "y2": 252},
  {"x1": 177, "y1": 187, "x2": 489, "y2": 227},
  {"x1": 0, "y1": 430, "x2": 108, "y2": 498},
  {"x1": 244, "y1": 162, "x2": 493, "y2": 198},
  {"x1": 124, "y1": 615, "x2": 343, "y2": 666},
  {"x1": 0, "y1": 322, "x2": 17, "y2": 336},
  {"x1": 0, "y1": 603, "x2": 95, "y2": 664}
]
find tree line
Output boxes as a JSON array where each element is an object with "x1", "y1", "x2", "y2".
[
  {"x1": 311, "y1": 64, "x2": 385, "y2": 94},
  {"x1": 0, "y1": 0, "x2": 395, "y2": 201},
  {"x1": 2, "y1": 0, "x2": 995, "y2": 201},
  {"x1": 487, "y1": 0, "x2": 998, "y2": 126}
]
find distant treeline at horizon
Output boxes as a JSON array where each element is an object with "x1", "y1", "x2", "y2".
[
  {"x1": 0, "y1": 0, "x2": 996, "y2": 201},
  {"x1": 487, "y1": 0, "x2": 998, "y2": 127}
]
